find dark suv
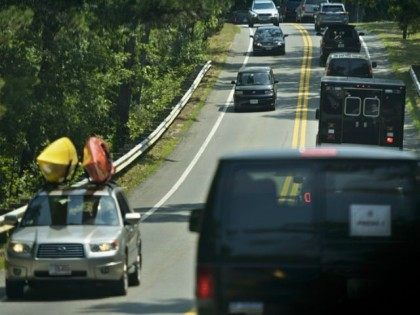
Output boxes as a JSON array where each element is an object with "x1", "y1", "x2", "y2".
[
  {"x1": 190, "y1": 147, "x2": 420, "y2": 314},
  {"x1": 318, "y1": 24, "x2": 364, "y2": 66},
  {"x1": 231, "y1": 66, "x2": 278, "y2": 111}
]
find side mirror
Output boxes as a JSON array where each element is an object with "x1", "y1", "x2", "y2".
[
  {"x1": 284, "y1": 34, "x2": 289, "y2": 38},
  {"x1": 231, "y1": 80, "x2": 236, "y2": 84},
  {"x1": 250, "y1": 35, "x2": 254, "y2": 38},
  {"x1": 189, "y1": 209, "x2": 203, "y2": 233},
  {"x1": 359, "y1": 32, "x2": 365, "y2": 36},
  {"x1": 4, "y1": 214, "x2": 18, "y2": 226},
  {"x1": 372, "y1": 61, "x2": 377, "y2": 68},
  {"x1": 274, "y1": 80, "x2": 279, "y2": 84},
  {"x1": 315, "y1": 108, "x2": 320, "y2": 120},
  {"x1": 125, "y1": 212, "x2": 141, "y2": 225}
]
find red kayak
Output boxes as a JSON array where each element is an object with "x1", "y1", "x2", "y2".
[{"x1": 82, "y1": 137, "x2": 115, "y2": 184}]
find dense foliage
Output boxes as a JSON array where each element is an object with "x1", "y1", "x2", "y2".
[{"x1": 0, "y1": 0, "x2": 233, "y2": 210}]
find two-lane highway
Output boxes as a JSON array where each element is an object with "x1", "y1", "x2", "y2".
[{"x1": 0, "y1": 22, "x2": 381, "y2": 314}]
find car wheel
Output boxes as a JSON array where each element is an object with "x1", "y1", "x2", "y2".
[
  {"x1": 6, "y1": 280, "x2": 25, "y2": 299},
  {"x1": 319, "y1": 55, "x2": 326, "y2": 67},
  {"x1": 112, "y1": 260, "x2": 128, "y2": 296},
  {"x1": 269, "y1": 104, "x2": 275, "y2": 111},
  {"x1": 128, "y1": 253, "x2": 141, "y2": 287},
  {"x1": 280, "y1": 48, "x2": 286, "y2": 55}
]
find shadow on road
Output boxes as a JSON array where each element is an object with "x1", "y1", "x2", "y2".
[{"x1": 135, "y1": 203, "x2": 205, "y2": 224}]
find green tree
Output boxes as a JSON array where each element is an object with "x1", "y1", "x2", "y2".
[{"x1": 389, "y1": 0, "x2": 420, "y2": 39}]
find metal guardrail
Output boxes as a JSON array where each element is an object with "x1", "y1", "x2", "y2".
[
  {"x1": 410, "y1": 65, "x2": 420, "y2": 96},
  {"x1": 0, "y1": 60, "x2": 212, "y2": 233}
]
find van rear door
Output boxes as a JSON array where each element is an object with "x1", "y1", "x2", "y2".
[
  {"x1": 320, "y1": 160, "x2": 420, "y2": 299},
  {"x1": 213, "y1": 161, "x2": 322, "y2": 313},
  {"x1": 342, "y1": 87, "x2": 381, "y2": 145}
]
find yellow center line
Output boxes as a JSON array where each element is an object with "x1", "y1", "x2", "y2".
[{"x1": 291, "y1": 24, "x2": 312, "y2": 149}]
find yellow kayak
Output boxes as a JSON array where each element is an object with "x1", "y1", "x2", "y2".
[{"x1": 36, "y1": 137, "x2": 78, "y2": 183}]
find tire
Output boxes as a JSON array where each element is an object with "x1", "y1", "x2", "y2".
[
  {"x1": 6, "y1": 280, "x2": 25, "y2": 299},
  {"x1": 279, "y1": 48, "x2": 285, "y2": 55},
  {"x1": 269, "y1": 105, "x2": 275, "y2": 111},
  {"x1": 319, "y1": 55, "x2": 326, "y2": 67},
  {"x1": 234, "y1": 105, "x2": 241, "y2": 112},
  {"x1": 128, "y1": 253, "x2": 141, "y2": 287},
  {"x1": 112, "y1": 261, "x2": 128, "y2": 296}
]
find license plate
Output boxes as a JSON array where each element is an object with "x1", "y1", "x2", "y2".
[
  {"x1": 229, "y1": 302, "x2": 264, "y2": 314},
  {"x1": 338, "y1": 43, "x2": 345, "y2": 48},
  {"x1": 49, "y1": 264, "x2": 71, "y2": 276},
  {"x1": 250, "y1": 99, "x2": 258, "y2": 104},
  {"x1": 350, "y1": 204, "x2": 391, "y2": 237},
  {"x1": 264, "y1": 46, "x2": 273, "y2": 50}
]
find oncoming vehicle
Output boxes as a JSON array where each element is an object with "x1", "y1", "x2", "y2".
[
  {"x1": 325, "y1": 53, "x2": 377, "y2": 78},
  {"x1": 251, "y1": 25, "x2": 289, "y2": 55},
  {"x1": 314, "y1": 2, "x2": 348, "y2": 32},
  {"x1": 316, "y1": 76, "x2": 405, "y2": 149},
  {"x1": 295, "y1": 0, "x2": 329, "y2": 22},
  {"x1": 248, "y1": 0, "x2": 281, "y2": 27},
  {"x1": 4, "y1": 182, "x2": 142, "y2": 299},
  {"x1": 280, "y1": 0, "x2": 301, "y2": 22},
  {"x1": 231, "y1": 66, "x2": 278, "y2": 112},
  {"x1": 189, "y1": 146, "x2": 420, "y2": 314}
]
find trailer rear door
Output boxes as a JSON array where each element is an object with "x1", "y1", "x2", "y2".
[{"x1": 342, "y1": 88, "x2": 381, "y2": 145}]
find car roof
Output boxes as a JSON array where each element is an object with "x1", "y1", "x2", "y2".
[
  {"x1": 321, "y1": 76, "x2": 404, "y2": 87},
  {"x1": 328, "y1": 52, "x2": 369, "y2": 60},
  {"x1": 238, "y1": 66, "x2": 272, "y2": 73},
  {"x1": 321, "y1": 2, "x2": 344, "y2": 6},
  {"x1": 326, "y1": 24, "x2": 356, "y2": 30},
  {"x1": 220, "y1": 146, "x2": 417, "y2": 162},
  {"x1": 36, "y1": 181, "x2": 120, "y2": 197},
  {"x1": 256, "y1": 25, "x2": 281, "y2": 30}
]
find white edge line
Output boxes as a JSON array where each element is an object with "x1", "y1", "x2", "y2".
[
  {"x1": 141, "y1": 27, "x2": 253, "y2": 221},
  {"x1": 360, "y1": 34, "x2": 370, "y2": 60}
]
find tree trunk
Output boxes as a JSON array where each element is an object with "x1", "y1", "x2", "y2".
[{"x1": 402, "y1": 24, "x2": 408, "y2": 39}]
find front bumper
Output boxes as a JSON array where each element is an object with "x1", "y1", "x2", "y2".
[
  {"x1": 253, "y1": 43, "x2": 285, "y2": 54},
  {"x1": 6, "y1": 253, "x2": 125, "y2": 282},
  {"x1": 250, "y1": 16, "x2": 279, "y2": 24},
  {"x1": 234, "y1": 95, "x2": 276, "y2": 110}
]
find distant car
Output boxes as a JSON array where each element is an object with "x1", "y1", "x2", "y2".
[
  {"x1": 231, "y1": 66, "x2": 278, "y2": 111},
  {"x1": 318, "y1": 24, "x2": 364, "y2": 66},
  {"x1": 295, "y1": 0, "x2": 329, "y2": 22},
  {"x1": 4, "y1": 182, "x2": 142, "y2": 299},
  {"x1": 325, "y1": 53, "x2": 377, "y2": 78},
  {"x1": 189, "y1": 146, "x2": 420, "y2": 314},
  {"x1": 280, "y1": 0, "x2": 301, "y2": 21},
  {"x1": 231, "y1": 9, "x2": 249, "y2": 24},
  {"x1": 314, "y1": 2, "x2": 348, "y2": 31},
  {"x1": 248, "y1": 0, "x2": 281, "y2": 27},
  {"x1": 251, "y1": 25, "x2": 289, "y2": 55}
]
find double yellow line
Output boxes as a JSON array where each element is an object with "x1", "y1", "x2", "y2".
[
  {"x1": 280, "y1": 24, "x2": 312, "y2": 199},
  {"x1": 292, "y1": 24, "x2": 312, "y2": 149}
]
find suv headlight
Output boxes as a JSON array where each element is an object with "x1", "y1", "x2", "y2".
[
  {"x1": 90, "y1": 240, "x2": 119, "y2": 252},
  {"x1": 235, "y1": 90, "x2": 243, "y2": 95},
  {"x1": 8, "y1": 242, "x2": 32, "y2": 256}
]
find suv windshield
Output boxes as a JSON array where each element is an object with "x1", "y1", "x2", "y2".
[
  {"x1": 254, "y1": 2, "x2": 275, "y2": 10},
  {"x1": 237, "y1": 72, "x2": 271, "y2": 85},
  {"x1": 21, "y1": 194, "x2": 120, "y2": 226}
]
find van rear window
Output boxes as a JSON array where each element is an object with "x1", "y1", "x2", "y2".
[{"x1": 220, "y1": 164, "x2": 315, "y2": 232}]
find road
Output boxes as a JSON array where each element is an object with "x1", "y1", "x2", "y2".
[{"x1": 0, "y1": 22, "x2": 417, "y2": 314}]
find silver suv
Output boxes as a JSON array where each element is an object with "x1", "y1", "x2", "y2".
[
  {"x1": 4, "y1": 182, "x2": 142, "y2": 299},
  {"x1": 248, "y1": 0, "x2": 281, "y2": 27},
  {"x1": 314, "y1": 2, "x2": 348, "y2": 31}
]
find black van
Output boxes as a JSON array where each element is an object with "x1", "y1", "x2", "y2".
[{"x1": 190, "y1": 146, "x2": 419, "y2": 314}]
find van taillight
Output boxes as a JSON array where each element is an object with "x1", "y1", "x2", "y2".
[
  {"x1": 386, "y1": 131, "x2": 394, "y2": 144},
  {"x1": 196, "y1": 266, "x2": 214, "y2": 299}
]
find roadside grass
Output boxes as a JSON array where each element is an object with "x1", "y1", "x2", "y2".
[
  {"x1": 116, "y1": 23, "x2": 240, "y2": 192},
  {"x1": 357, "y1": 21, "x2": 420, "y2": 130}
]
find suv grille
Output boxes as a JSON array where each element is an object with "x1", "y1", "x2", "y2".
[{"x1": 37, "y1": 244, "x2": 85, "y2": 258}]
